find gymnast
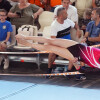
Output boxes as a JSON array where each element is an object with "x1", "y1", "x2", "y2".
[{"x1": 16, "y1": 34, "x2": 100, "y2": 73}]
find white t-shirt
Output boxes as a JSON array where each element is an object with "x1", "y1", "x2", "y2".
[
  {"x1": 54, "y1": 5, "x2": 78, "y2": 22},
  {"x1": 51, "y1": 18, "x2": 75, "y2": 37}
]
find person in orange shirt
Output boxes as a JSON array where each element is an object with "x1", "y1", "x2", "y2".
[
  {"x1": 28, "y1": 0, "x2": 48, "y2": 10},
  {"x1": 50, "y1": 0, "x2": 61, "y2": 12}
]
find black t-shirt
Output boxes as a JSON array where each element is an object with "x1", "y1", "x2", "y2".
[{"x1": 0, "y1": 0, "x2": 12, "y2": 12}]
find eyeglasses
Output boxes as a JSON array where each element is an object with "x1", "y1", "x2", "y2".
[{"x1": 0, "y1": 14, "x2": 6, "y2": 16}]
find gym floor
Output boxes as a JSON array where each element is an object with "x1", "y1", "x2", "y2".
[{"x1": 0, "y1": 61, "x2": 100, "y2": 100}]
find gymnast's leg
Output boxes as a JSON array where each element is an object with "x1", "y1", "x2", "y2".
[
  {"x1": 17, "y1": 39, "x2": 80, "y2": 70},
  {"x1": 16, "y1": 35, "x2": 78, "y2": 48}
]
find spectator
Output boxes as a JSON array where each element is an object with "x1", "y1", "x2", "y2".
[
  {"x1": 54, "y1": 0, "x2": 78, "y2": 23},
  {"x1": 47, "y1": 7, "x2": 84, "y2": 80},
  {"x1": 8, "y1": 0, "x2": 44, "y2": 30},
  {"x1": 70, "y1": 0, "x2": 92, "y2": 19},
  {"x1": 92, "y1": 0, "x2": 100, "y2": 8},
  {"x1": 0, "y1": 9, "x2": 13, "y2": 70},
  {"x1": 84, "y1": 7, "x2": 100, "y2": 46},
  {"x1": 48, "y1": 0, "x2": 85, "y2": 80},
  {"x1": 81, "y1": 8, "x2": 92, "y2": 34}
]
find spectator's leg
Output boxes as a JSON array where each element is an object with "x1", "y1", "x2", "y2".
[
  {"x1": 46, "y1": 53, "x2": 56, "y2": 77},
  {"x1": 48, "y1": 53, "x2": 56, "y2": 68},
  {"x1": 0, "y1": 42, "x2": 9, "y2": 70}
]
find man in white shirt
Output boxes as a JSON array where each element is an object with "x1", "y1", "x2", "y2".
[
  {"x1": 70, "y1": 0, "x2": 92, "y2": 19},
  {"x1": 47, "y1": 0, "x2": 81, "y2": 76},
  {"x1": 54, "y1": 1, "x2": 78, "y2": 23},
  {"x1": 47, "y1": 6, "x2": 81, "y2": 77}
]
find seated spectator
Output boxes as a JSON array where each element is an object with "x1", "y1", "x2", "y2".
[
  {"x1": 84, "y1": 7, "x2": 100, "y2": 46},
  {"x1": 0, "y1": 0, "x2": 12, "y2": 21},
  {"x1": 8, "y1": 0, "x2": 44, "y2": 30},
  {"x1": 0, "y1": 9, "x2": 13, "y2": 70},
  {"x1": 92, "y1": 0, "x2": 100, "y2": 8},
  {"x1": 70, "y1": 0, "x2": 92, "y2": 20},
  {"x1": 81, "y1": 8, "x2": 92, "y2": 34},
  {"x1": 54, "y1": 0, "x2": 78, "y2": 22},
  {"x1": 49, "y1": 0, "x2": 85, "y2": 80},
  {"x1": 48, "y1": 7, "x2": 85, "y2": 80}
]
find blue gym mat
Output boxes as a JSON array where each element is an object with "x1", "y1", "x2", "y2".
[{"x1": 0, "y1": 80, "x2": 100, "y2": 100}]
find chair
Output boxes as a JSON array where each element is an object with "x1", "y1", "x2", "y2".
[
  {"x1": 70, "y1": 28, "x2": 84, "y2": 42},
  {"x1": 42, "y1": 26, "x2": 51, "y2": 38},
  {"x1": 38, "y1": 11, "x2": 54, "y2": 34}
]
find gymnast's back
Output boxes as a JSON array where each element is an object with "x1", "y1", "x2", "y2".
[{"x1": 67, "y1": 43, "x2": 100, "y2": 68}]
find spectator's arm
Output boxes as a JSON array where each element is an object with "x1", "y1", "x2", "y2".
[
  {"x1": 88, "y1": 34, "x2": 100, "y2": 42},
  {"x1": 92, "y1": 0, "x2": 97, "y2": 8},
  {"x1": 74, "y1": 23, "x2": 82, "y2": 38},
  {"x1": 33, "y1": 8, "x2": 44, "y2": 19},
  {"x1": 84, "y1": 32, "x2": 89, "y2": 38},
  {"x1": 8, "y1": 11, "x2": 20, "y2": 18},
  {"x1": 4, "y1": 32, "x2": 11, "y2": 42}
]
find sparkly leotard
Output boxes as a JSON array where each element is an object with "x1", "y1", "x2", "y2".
[{"x1": 67, "y1": 44, "x2": 100, "y2": 68}]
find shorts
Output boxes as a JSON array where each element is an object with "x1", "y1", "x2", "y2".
[
  {"x1": 67, "y1": 44, "x2": 100, "y2": 68},
  {"x1": 60, "y1": 34, "x2": 71, "y2": 40}
]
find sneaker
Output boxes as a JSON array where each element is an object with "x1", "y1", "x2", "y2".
[
  {"x1": 0, "y1": 56, "x2": 3, "y2": 66},
  {"x1": 76, "y1": 74, "x2": 86, "y2": 81},
  {"x1": 53, "y1": 67, "x2": 64, "y2": 73},
  {"x1": 45, "y1": 68, "x2": 52, "y2": 79},
  {"x1": 64, "y1": 69, "x2": 72, "y2": 79},
  {"x1": 78, "y1": 66, "x2": 86, "y2": 73},
  {"x1": 3, "y1": 58, "x2": 9, "y2": 70}
]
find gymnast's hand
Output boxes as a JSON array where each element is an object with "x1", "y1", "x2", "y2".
[
  {"x1": 81, "y1": 38, "x2": 87, "y2": 43},
  {"x1": 16, "y1": 38, "x2": 32, "y2": 47}
]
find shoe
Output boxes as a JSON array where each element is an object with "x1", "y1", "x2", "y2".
[
  {"x1": 3, "y1": 58, "x2": 9, "y2": 70},
  {"x1": 0, "y1": 56, "x2": 3, "y2": 66},
  {"x1": 45, "y1": 68, "x2": 52, "y2": 79},
  {"x1": 76, "y1": 74, "x2": 86, "y2": 81},
  {"x1": 64, "y1": 69, "x2": 72, "y2": 79},
  {"x1": 78, "y1": 66, "x2": 86, "y2": 73},
  {"x1": 53, "y1": 67, "x2": 64, "y2": 73}
]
